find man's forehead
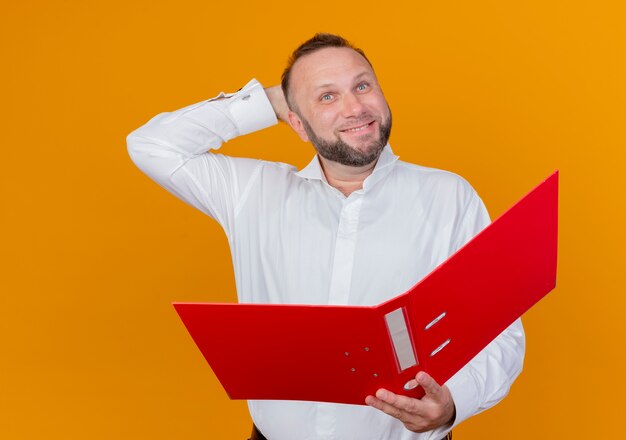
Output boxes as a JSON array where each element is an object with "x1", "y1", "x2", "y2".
[
  {"x1": 312, "y1": 71, "x2": 371, "y2": 90},
  {"x1": 290, "y1": 47, "x2": 375, "y2": 89}
]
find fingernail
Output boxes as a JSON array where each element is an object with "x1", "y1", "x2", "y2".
[{"x1": 376, "y1": 390, "x2": 388, "y2": 400}]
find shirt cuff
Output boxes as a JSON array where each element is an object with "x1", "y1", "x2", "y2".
[
  {"x1": 445, "y1": 367, "x2": 481, "y2": 429},
  {"x1": 214, "y1": 78, "x2": 278, "y2": 137}
]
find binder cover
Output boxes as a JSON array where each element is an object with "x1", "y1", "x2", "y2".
[{"x1": 174, "y1": 171, "x2": 558, "y2": 405}]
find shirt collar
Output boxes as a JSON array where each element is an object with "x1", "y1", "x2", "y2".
[{"x1": 295, "y1": 144, "x2": 399, "y2": 189}]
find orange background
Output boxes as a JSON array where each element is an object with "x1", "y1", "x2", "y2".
[{"x1": 1, "y1": 1, "x2": 625, "y2": 438}]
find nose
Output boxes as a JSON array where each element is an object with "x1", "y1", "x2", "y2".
[{"x1": 341, "y1": 92, "x2": 366, "y2": 118}]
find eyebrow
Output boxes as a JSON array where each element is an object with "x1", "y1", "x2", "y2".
[{"x1": 313, "y1": 71, "x2": 371, "y2": 91}]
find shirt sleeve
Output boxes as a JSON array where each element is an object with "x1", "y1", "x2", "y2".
[
  {"x1": 126, "y1": 78, "x2": 278, "y2": 234},
  {"x1": 434, "y1": 191, "x2": 526, "y2": 437}
]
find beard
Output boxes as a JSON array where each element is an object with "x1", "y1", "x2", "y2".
[{"x1": 300, "y1": 112, "x2": 392, "y2": 167}]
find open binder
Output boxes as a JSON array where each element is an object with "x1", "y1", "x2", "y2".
[{"x1": 174, "y1": 171, "x2": 558, "y2": 405}]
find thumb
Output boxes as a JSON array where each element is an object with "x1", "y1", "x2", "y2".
[{"x1": 416, "y1": 371, "x2": 443, "y2": 399}]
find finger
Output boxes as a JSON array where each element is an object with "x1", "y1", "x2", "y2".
[
  {"x1": 375, "y1": 388, "x2": 423, "y2": 414},
  {"x1": 365, "y1": 394, "x2": 409, "y2": 422},
  {"x1": 416, "y1": 371, "x2": 443, "y2": 399}
]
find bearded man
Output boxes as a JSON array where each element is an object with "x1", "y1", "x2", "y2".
[{"x1": 127, "y1": 33, "x2": 524, "y2": 440}]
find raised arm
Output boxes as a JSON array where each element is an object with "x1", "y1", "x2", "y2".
[
  {"x1": 263, "y1": 84, "x2": 290, "y2": 123},
  {"x1": 126, "y1": 79, "x2": 278, "y2": 231}
]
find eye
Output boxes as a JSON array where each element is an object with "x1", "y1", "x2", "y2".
[
  {"x1": 320, "y1": 93, "x2": 334, "y2": 102},
  {"x1": 356, "y1": 82, "x2": 369, "y2": 92}
]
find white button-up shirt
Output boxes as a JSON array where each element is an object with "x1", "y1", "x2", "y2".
[{"x1": 127, "y1": 79, "x2": 525, "y2": 440}]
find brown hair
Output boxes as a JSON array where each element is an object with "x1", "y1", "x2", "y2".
[{"x1": 281, "y1": 33, "x2": 372, "y2": 109}]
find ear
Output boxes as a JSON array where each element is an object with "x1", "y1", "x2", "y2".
[{"x1": 287, "y1": 110, "x2": 310, "y2": 142}]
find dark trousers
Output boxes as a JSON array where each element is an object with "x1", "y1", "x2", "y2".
[{"x1": 249, "y1": 424, "x2": 453, "y2": 440}]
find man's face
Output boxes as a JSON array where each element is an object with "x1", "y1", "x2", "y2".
[{"x1": 287, "y1": 47, "x2": 392, "y2": 167}]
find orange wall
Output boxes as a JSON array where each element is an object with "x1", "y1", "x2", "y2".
[{"x1": 1, "y1": 1, "x2": 624, "y2": 438}]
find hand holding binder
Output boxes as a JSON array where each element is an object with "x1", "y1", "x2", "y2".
[
  {"x1": 365, "y1": 370, "x2": 456, "y2": 432},
  {"x1": 174, "y1": 171, "x2": 558, "y2": 405}
]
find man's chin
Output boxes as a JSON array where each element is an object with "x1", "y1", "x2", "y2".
[
  {"x1": 315, "y1": 141, "x2": 384, "y2": 168},
  {"x1": 337, "y1": 134, "x2": 383, "y2": 153},
  {"x1": 304, "y1": 116, "x2": 391, "y2": 167}
]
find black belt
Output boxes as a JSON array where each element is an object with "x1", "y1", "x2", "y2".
[{"x1": 249, "y1": 424, "x2": 452, "y2": 440}]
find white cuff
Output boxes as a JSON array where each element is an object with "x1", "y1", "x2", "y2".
[
  {"x1": 224, "y1": 78, "x2": 278, "y2": 136},
  {"x1": 445, "y1": 367, "x2": 481, "y2": 429}
]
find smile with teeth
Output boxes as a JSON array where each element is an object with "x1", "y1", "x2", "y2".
[{"x1": 341, "y1": 121, "x2": 374, "y2": 133}]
